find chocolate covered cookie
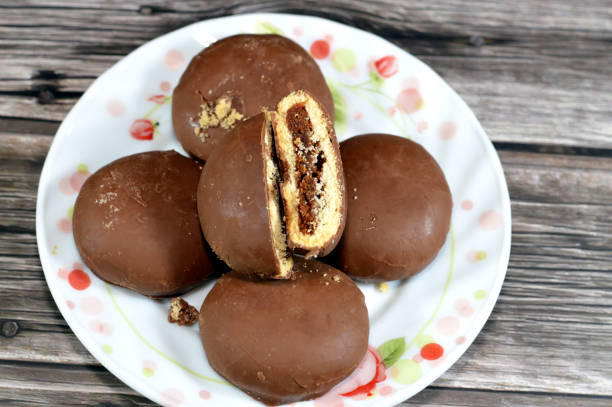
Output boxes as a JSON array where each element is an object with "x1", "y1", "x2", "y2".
[
  {"x1": 199, "y1": 258, "x2": 369, "y2": 405},
  {"x1": 198, "y1": 91, "x2": 345, "y2": 278},
  {"x1": 197, "y1": 113, "x2": 293, "y2": 279},
  {"x1": 271, "y1": 90, "x2": 346, "y2": 258},
  {"x1": 73, "y1": 151, "x2": 214, "y2": 296},
  {"x1": 172, "y1": 34, "x2": 334, "y2": 161},
  {"x1": 330, "y1": 134, "x2": 452, "y2": 281}
]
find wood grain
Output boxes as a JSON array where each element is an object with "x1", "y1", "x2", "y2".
[
  {"x1": 1, "y1": 134, "x2": 611, "y2": 401},
  {"x1": 1, "y1": 0, "x2": 611, "y2": 148},
  {"x1": 1, "y1": 1, "x2": 611, "y2": 406},
  {"x1": 2, "y1": 361, "x2": 612, "y2": 406}
]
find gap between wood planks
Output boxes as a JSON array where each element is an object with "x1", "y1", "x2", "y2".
[
  {"x1": 0, "y1": 3, "x2": 610, "y2": 404},
  {"x1": 2, "y1": 124, "x2": 611, "y2": 160},
  {"x1": 1, "y1": 3, "x2": 611, "y2": 149},
  {"x1": 2, "y1": 358, "x2": 612, "y2": 400}
]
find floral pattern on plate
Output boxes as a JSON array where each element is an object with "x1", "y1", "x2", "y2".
[{"x1": 37, "y1": 13, "x2": 511, "y2": 407}]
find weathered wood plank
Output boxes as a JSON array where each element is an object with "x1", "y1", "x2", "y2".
[
  {"x1": 2, "y1": 273, "x2": 610, "y2": 392},
  {"x1": 1, "y1": 1, "x2": 611, "y2": 404},
  {"x1": 2, "y1": 213, "x2": 610, "y2": 395},
  {"x1": 3, "y1": 388, "x2": 611, "y2": 407},
  {"x1": 0, "y1": 362, "x2": 153, "y2": 406},
  {"x1": 406, "y1": 387, "x2": 612, "y2": 407},
  {"x1": 1, "y1": 0, "x2": 611, "y2": 34},
  {"x1": 501, "y1": 151, "x2": 612, "y2": 206},
  {"x1": 0, "y1": 134, "x2": 52, "y2": 160},
  {"x1": 0, "y1": 389, "x2": 154, "y2": 407},
  {"x1": 1, "y1": 135, "x2": 611, "y2": 396},
  {"x1": 3, "y1": 134, "x2": 611, "y2": 227},
  {"x1": 0, "y1": 361, "x2": 136, "y2": 393},
  {"x1": 1, "y1": 361, "x2": 612, "y2": 406},
  {"x1": 0, "y1": 329, "x2": 97, "y2": 365},
  {"x1": 0, "y1": 118, "x2": 59, "y2": 137},
  {"x1": 4, "y1": 38, "x2": 608, "y2": 93},
  {"x1": 0, "y1": 1, "x2": 611, "y2": 148},
  {"x1": 2, "y1": 54, "x2": 611, "y2": 149},
  {"x1": 0, "y1": 95, "x2": 76, "y2": 122}
]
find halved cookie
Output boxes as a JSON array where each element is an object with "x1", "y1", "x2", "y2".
[
  {"x1": 197, "y1": 113, "x2": 293, "y2": 279},
  {"x1": 270, "y1": 90, "x2": 346, "y2": 258}
]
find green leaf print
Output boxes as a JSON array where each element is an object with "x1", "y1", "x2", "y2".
[
  {"x1": 331, "y1": 48, "x2": 357, "y2": 72},
  {"x1": 377, "y1": 337, "x2": 406, "y2": 368},
  {"x1": 326, "y1": 79, "x2": 347, "y2": 136},
  {"x1": 368, "y1": 71, "x2": 385, "y2": 89},
  {"x1": 254, "y1": 21, "x2": 284, "y2": 36}
]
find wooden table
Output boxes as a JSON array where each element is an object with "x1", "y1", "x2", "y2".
[{"x1": 1, "y1": 1, "x2": 611, "y2": 406}]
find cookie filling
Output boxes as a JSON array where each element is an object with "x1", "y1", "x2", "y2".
[
  {"x1": 286, "y1": 104, "x2": 327, "y2": 234},
  {"x1": 271, "y1": 90, "x2": 345, "y2": 257}
]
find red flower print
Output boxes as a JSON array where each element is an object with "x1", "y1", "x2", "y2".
[
  {"x1": 160, "y1": 81, "x2": 172, "y2": 92},
  {"x1": 59, "y1": 164, "x2": 90, "y2": 194},
  {"x1": 310, "y1": 39, "x2": 330, "y2": 59},
  {"x1": 129, "y1": 119, "x2": 154, "y2": 140},
  {"x1": 374, "y1": 55, "x2": 398, "y2": 78},
  {"x1": 56, "y1": 218, "x2": 72, "y2": 233},
  {"x1": 420, "y1": 342, "x2": 444, "y2": 360},
  {"x1": 147, "y1": 94, "x2": 166, "y2": 104},
  {"x1": 397, "y1": 88, "x2": 424, "y2": 114},
  {"x1": 69, "y1": 166, "x2": 90, "y2": 191},
  {"x1": 417, "y1": 120, "x2": 429, "y2": 133},
  {"x1": 341, "y1": 346, "x2": 387, "y2": 397},
  {"x1": 68, "y1": 268, "x2": 91, "y2": 290},
  {"x1": 438, "y1": 121, "x2": 457, "y2": 140},
  {"x1": 293, "y1": 26, "x2": 304, "y2": 37}
]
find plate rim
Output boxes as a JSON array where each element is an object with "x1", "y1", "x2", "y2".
[{"x1": 36, "y1": 11, "x2": 512, "y2": 407}]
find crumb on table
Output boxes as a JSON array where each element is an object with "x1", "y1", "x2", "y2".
[{"x1": 168, "y1": 297, "x2": 199, "y2": 326}]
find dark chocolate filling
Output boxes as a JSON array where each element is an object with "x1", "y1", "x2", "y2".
[{"x1": 286, "y1": 104, "x2": 326, "y2": 235}]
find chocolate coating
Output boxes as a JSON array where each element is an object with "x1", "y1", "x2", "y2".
[
  {"x1": 197, "y1": 113, "x2": 291, "y2": 278},
  {"x1": 172, "y1": 34, "x2": 334, "y2": 161},
  {"x1": 199, "y1": 258, "x2": 369, "y2": 405},
  {"x1": 73, "y1": 151, "x2": 214, "y2": 296},
  {"x1": 330, "y1": 134, "x2": 452, "y2": 281}
]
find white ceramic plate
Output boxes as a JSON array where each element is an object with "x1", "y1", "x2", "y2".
[{"x1": 36, "y1": 13, "x2": 511, "y2": 407}]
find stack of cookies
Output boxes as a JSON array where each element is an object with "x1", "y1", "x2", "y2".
[{"x1": 72, "y1": 34, "x2": 451, "y2": 405}]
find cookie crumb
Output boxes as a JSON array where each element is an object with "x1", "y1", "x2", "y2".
[
  {"x1": 168, "y1": 297, "x2": 199, "y2": 326},
  {"x1": 196, "y1": 96, "x2": 244, "y2": 141},
  {"x1": 377, "y1": 282, "x2": 389, "y2": 293},
  {"x1": 257, "y1": 371, "x2": 266, "y2": 381}
]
